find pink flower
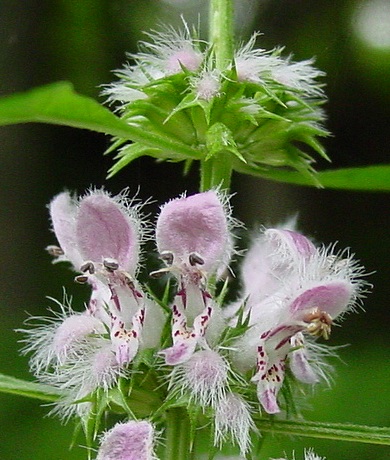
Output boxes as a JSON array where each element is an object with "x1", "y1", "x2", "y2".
[
  {"x1": 49, "y1": 189, "x2": 151, "y2": 365},
  {"x1": 96, "y1": 420, "x2": 156, "y2": 460},
  {"x1": 23, "y1": 190, "x2": 165, "y2": 419},
  {"x1": 155, "y1": 190, "x2": 233, "y2": 365},
  {"x1": 231, "y1": 227, "x2": 367, "y2": 414}
]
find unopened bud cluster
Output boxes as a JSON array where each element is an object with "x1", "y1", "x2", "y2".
[{"x1": 103, "y1": 25, "x2": 329, "y2": 183}]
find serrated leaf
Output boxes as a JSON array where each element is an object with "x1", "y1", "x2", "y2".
[{"x1": 0, "y1": 373, "x2": 61, "y2": 402}]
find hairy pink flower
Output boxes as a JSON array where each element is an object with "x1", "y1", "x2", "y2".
[
  {"x1": 22, "y1": 190, "x2": 166, "y2": 420},
  {"x1": 155, "y1": 191, "x2": 233, "y2": 365},
  {"x1": 48, "y1": 189, "x2": 159, "y2": 366},
  {"x1": 96, "y1": 420, "x2": 156, "y2": 460},
  {"x1": 232, "y1": 227, "x2": 366, "y2": 414}
]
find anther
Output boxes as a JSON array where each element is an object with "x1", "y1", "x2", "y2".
[
  {"x1": 189, "y1": 252, "x2": 204, "y2": 266},
  {"x1": 103, "y1": 258, "x2": 119, "y2": 271},
  {"x1": 160, "y1": 251, "x2": 174, "y2": 266},
  {"x1": 75, "y1": 275, "x2": 89, "y2": 284},
  {"x1": 80, "y1": 261, "x2": 95, "y2": 274},
  {"x1": 46, "y1": 245, "x2": 64, "y2": 257},
  {"x1": 304, "y1": 307, "x2": 333, "y2": 340}
]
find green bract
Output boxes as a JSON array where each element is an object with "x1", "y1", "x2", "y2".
[{"x1": 104, "y1": 30, "x2": 329, "y2": 186}]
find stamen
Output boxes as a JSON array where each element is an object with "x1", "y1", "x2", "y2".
[
  {"x1": 46, "y1": 245, "x2": 64, "y2": 256},
  {"x1": 304, "y1": 307, "x2": 333, "y2": 340},
  {"x1": 189, "y1": 252, "x2": 204, "y2": 266},
  {"x1": 80, "y1": 261, "x2": 95, "y2": 274},
  {"x1": 103, "y1": 258, "x2": 119, "y2": 272},
  {"x1": 74, "y1": 274, "x2": 89, "y2": 284}
]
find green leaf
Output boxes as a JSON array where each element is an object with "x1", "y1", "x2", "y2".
[
  {"x1": 0, "y1": 81, "x2": 134, "y2": 136},
  {"x1": 237, "y1": 164, "x2": 390, "y2": 191},
  {"x1": 0, "y1": 81, "x2": 198, "y2": 158},
  {"x1": 205, "y1": 122, "x2": 246, "y2": 163},
  {"x1": 255, "y1": 418, "x2": 390, "y2": 445},
  {"x1": 0, "y1": 373, "x2": 61, "y2": 402},
  {"x1": 163, "y1": 92, "x2": 198, "y2": 124}
]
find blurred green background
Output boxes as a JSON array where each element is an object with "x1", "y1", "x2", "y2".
[{"x1": 0, "y1": 0, "x2": 389, "y2": 459}]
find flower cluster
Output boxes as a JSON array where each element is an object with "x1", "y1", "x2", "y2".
[
  {"x1": 21, "y1": 188, "x2": 367, "y2": 459},
  {"x1": 103, "y1": 26, "x2": 329, "y2": 184}
]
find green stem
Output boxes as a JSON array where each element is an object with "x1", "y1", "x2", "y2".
[
  {"x1": 202, "y1": 0, "x2": 235, "y2": 191},
  {"x1": 209, "y1": 0, "x2": 234, "y2": 71},
  {"x1": 200, "y1": 153, "x2": 233, "y2": 191},
  {"x1": 165, "y1": 408, "x2": 192, "y2": 460}
]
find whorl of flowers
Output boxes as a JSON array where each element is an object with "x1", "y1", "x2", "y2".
[
  {"x1": 103, "y1": 26, "x2": 329, "y2": 184},
  {"x1": 21, "y1": 188, "x2": 368, "y2": 458}
]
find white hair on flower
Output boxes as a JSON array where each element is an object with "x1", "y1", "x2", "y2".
[
  {"x1": 229, "y1": 225, "x2": 369, "y2": 414},
  {"x1": 169, "y1": 349, "x2": 230, "y2": 408},
  {"x1": 47, "y1": 338, "x2": 125, "y2": 421},
  {"x1": 136, "y1": 21, "x2": 204, "y2": 75},
  {"x1": 19, "y1": 295, "x2": 105, "y2": 374},
  {"x1": 234, "y1": 33, "x2": 282, "y2": 84},
  {"x1": 192, "y1": 68, "x2": 222, "y2": 101},
  {"x1": 214, "y1": 392, "x2": 254, "y2": 456},
  {"x1": 271, "y1": 57, "x2": 325, "y2": 97}
]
